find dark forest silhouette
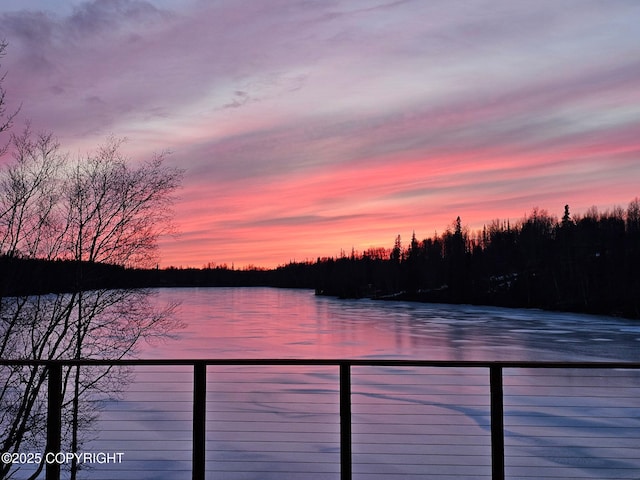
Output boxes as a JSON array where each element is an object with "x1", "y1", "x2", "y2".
[
  {"x1": 309, "y1": 203, "x2": 640, "y2": 319},
  {"x1": 3, "y1": 201, "x2": 640, "y2": 319}
]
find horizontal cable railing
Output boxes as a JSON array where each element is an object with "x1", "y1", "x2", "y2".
[
  {"x1": 1, "y1": 359, "x2": 639, "y2": 480},
  {"x1": 503, "y1": 367, "x2": 640, "y2": 480}
]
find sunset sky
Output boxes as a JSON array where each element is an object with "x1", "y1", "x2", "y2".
[{"x1": 1, "y1": 0, "x2": 639, "y2": 268}]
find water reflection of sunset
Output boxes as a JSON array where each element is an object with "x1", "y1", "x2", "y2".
[{"x1": 142, "y1": 288, "x2": 640, "y2": 362}]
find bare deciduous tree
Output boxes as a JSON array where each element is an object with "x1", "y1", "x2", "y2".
[{"x1": 0, "y1": 128, "x2": 183, "y2": 479}]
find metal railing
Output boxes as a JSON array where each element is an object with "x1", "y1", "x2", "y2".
[{"x1": 2, "y1": 359, "x2": 639, "y2": 480}]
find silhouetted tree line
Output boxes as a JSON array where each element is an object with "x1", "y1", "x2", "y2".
[
  {"x1": 0, "y1": 257, "x2": 301, "y2": 294},
  {"x1": 311, "y1": 202, "x2": 640, "y2": 318},
  {"x1": 5, "y1": 200, "x2": 640, "y2": 318},
  {"x1": 3, "y1": 200, "x2": 640, "y2": 318}
]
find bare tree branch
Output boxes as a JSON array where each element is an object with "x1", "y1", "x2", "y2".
[{"x1": 0, "y1": 130, "x2": 184, "y2": 478}]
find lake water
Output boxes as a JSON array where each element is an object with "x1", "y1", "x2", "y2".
[
  {"x1": 140, "y1": 287, "x2": 640, "y2": 362},
  {"x1": 10, "y1": 288, "x2": 640, "y2": 479}
]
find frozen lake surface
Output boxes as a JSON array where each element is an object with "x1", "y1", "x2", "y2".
[
  {"x1": 141, "y1": 287, "x2": 640, "y2": 362},
  {"x1": 12, "y1": 288, "x2": 640, "y2": 479}
]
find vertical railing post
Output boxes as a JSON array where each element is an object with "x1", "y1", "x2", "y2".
[
  {"x1": 340, "y1": 362, "x2": 352, "y2": 480},
  {"x1": 193, "y1": 362, "x2": 206, "y2": 480},
  {"x1": 490, "y1": 366, "x2": 505, "y2": 480},
  {"x1": 46, "y1": 362, "x2": 63, "y2": 480}
]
